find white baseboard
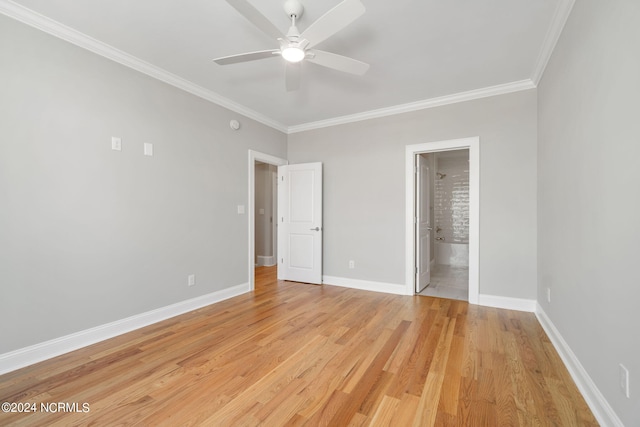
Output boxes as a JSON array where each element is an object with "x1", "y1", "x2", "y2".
[
  {"x1": 323, "y1": 276, "x2": 406, "y2": 295},
  {"x1": 478, "y1": 294, "x2": 536, "y2": 312},
  {"x1": 256, "y1": 255, "x2": 276, "y2": 267},
  {"x1": 0, "y1": 283, "x2": 250, "y2": 375},
  {"x1": 535, "y1": 304, "x2": 624, "y2": 427}
]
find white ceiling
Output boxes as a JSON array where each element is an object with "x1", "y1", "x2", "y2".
[{"x1": 3, "y1": 0, "x2": 571, "y2": 132}]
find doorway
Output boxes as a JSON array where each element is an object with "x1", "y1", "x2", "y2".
[
  {"x1": 417, "y1": 150, "x2": 470, "y2": 301},
  {"x1": 248, "y1": 150, "x2": 287, "y2": 291},
  {"x1": 405, "y1": 137, "x2": 479, "y2": 303},
  {"x1": 254, "y1": 161, "x2": 277, "y2": 267}
]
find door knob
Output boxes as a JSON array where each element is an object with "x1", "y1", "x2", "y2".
[{"x1": 310, "y1": 227, "x2": 320, "y2": 231}]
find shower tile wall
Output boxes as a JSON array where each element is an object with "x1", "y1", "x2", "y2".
[{"x1": 434, "y1": 154, "x2": 469, "y2": 243}]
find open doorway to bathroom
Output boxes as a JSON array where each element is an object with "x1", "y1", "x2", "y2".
[
  {"x1": 405, "y1": 137, "x2": 479, "y2": 303},
  {"x1": 417, "y1": 150, "x2": 470, "y2": 301}
]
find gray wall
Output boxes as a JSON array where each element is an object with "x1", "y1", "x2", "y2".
[
  {"x1": 0, "y1": 15, "x2": 287, "y2": 353},
  {"x1": 288, "y1": 90, "x2": 538, "y2": 299},
  {"x1": 537, "y1": 0, "x2": 640, "y2": 425},
  {"x1": 7, "y1": 6, "x2": 636, "y2": 423}
]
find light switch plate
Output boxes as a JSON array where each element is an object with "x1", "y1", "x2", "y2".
[
  {"x1": 144, "y1": 143, "x2": 153, "y2": 156},
  {"x1": 111, "y1": 137, "x2": 121, "y2": 151},
  {"x1": 237, "y1": 205, "x2": 245, "y2": 214}
]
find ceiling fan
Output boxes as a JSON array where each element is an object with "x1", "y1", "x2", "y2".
[{"x1": 213, "y1": 0, "x2": 369, "y2": 91}]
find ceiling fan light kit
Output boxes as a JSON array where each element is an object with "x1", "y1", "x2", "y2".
[
  {"x1": 281, "y1": 47, "x2": 305, "y2": 63},
  {"x1": 213, "y1": 0, "x2": 369, "y2": 91}
]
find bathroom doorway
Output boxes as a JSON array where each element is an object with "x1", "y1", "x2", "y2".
[
  {"x1": 405, "y1": 137, "x2": 479, "y2": 303},
  {"x1": 417, "y1": 150, "x2": 470, "y2": 300}
]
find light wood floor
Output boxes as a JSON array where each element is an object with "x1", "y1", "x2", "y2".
[{"x1": 0, "y1": 266, "x2": 597, "y2": 426}]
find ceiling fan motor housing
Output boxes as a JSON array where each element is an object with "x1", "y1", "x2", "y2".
[{"x1": 283, "y1": 0, "x2": 304, "y2": 19}]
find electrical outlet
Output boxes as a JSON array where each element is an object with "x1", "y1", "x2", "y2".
[
  {"x1": 188, "y1": 274, "x2": 196, "y2": 287},
  {"x1": 348, "y1": 260, "x2": 355, "y2": 269},
  {"x1": 620, "y1": 364, "x2": 630, "y2": 398},
  {"x1": 546, "y1": 287, "x2": 551, "y2": 303}
]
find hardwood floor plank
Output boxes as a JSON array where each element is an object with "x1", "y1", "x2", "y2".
[
  {"x1": 391, "y1": 393, "x2": 420, "y2": 426},
  {"x1": 438, "y1": 334, "x2": 464, "y2": 416},
  {"x1": 384, "y1": 304, "x2": 437, "y2": 398},
  {"x1": 367, "y1": 394, "x2": 399, "y2": 426},
  {"x1": 325, "y1": 320, "x2": 411, "y2": 425},
  {"x1": 492, "y1": 351, "x2": 520, "y2": 427},
  {"x1": 412, "y1": 316, "x2": 456, "y2": 427},
  {"x1": 0, "y1": 266, "x2": 599, "y2": 426}
]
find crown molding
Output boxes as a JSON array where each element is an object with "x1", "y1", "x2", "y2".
[
  {"x1": 1, "y1": 0, "x2": 564, "y2": 136},
  {"x1": 0, "y1": 0, "x2": 288, "y2": 133},
  {"x1": 287, "y1": 79, "x2": 536, "y2": 134},
  {"x1": 531, "y1": 0, "x2": 575, "y2": 85}
]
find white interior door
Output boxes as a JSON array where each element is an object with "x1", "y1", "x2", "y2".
[
  {"x1": 416, "y1": 154, "x2": 432, "y2": 293},
  {"x1": 277, "y1": 163, "x2": 323, "y2": 284}
]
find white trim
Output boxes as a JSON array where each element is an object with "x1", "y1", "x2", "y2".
[
  {"x1": 531, "y1": 0, "x2": 575, "y2": 85},
  {"x1": 0, "y1": 0, "x2": 546, "y2": 136},
  {"x1": 406, "y1": 137, "x2": 480, "y2": 303},
  {"x1": 536, "y1": 304, "x2": 624, "y2": 427},
  {"x1": 288, "y1": 80, "x2": 535, "y2": 134},
  {"x1": 323, "y1": 276, "x2": 406, "y2": 295},
  {"x1": 0, "y1": 0, "x2": 287, "y2": 133},
  {"x1": 271, "y1": 171, "x2": 278, "y2": 264},
  {"x1": 0, "y1": 283, "x2": 249, "y2": 375},
  {"x1": 478, "y1": 294, "x2": 536, "y2": 312},
  {"x1": 256, "y1": 255, "x2": 276, "y2": 267},
  {"x1": 248, "y1": 150, "x2": 288, "y2": 291},
  {"x1": 1, "y1": 0, "x2": 564, "y2": 136}
]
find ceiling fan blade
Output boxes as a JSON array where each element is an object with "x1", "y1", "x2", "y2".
[
  {"x1": 285, "y1": 62, "x2": 301, "y2": 92},
  {"x1": 225, "y1": 0, "x2": 284, "y2": 40},
  {"x1": 307, "y1": 50, "x2": 369, "y2": 75},
  {"x1": 301, "y1": 0, "x2": 365, "y2": 48},
  {"x1": 213, "y1": 49, "x2": 279, "y2": 65}
]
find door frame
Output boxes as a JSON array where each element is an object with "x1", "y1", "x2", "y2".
[
  {"x1": 248, "y1": 150, "x2": 287, "y2": 291},
  {"x1": 405, "y1": 137, "x2": 479, "y2": 303},
  {"x1": 271, "y1": 171, "x2": 278, "y2": 265}
]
